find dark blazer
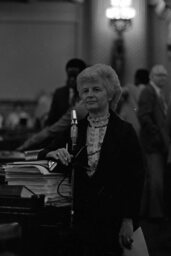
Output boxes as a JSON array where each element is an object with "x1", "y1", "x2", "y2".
[
  {"x1": 39, "y1": 111, "x2": 144, "y2": 226},
  {"x1": 46, "y1": 86, "x2": 70, "y2": 126},
  {"x1": 138, "y1": 84, "x2": 169, "y2": 154}
]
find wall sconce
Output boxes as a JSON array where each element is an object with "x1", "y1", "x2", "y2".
[
  {"x1": 106, "y1": 0, "x2": 136, "y2": 83},
  {"x1": 106, "y1": 0, "x2": 136, "y2": 34}
]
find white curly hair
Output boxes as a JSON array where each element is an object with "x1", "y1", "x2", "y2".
[{"x1": 76, "y1": 63, "x2": 122, "y2": 111}]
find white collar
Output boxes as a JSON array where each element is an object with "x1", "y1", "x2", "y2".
[{"x1": 150, "y1": 81, "x2": 161, "y2": 97}]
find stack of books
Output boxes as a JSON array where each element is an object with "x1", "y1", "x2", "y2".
[{"x1": 1, "y1": 160, "x2": 71, "y2": 206}]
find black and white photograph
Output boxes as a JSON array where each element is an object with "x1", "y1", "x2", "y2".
[{"x1": 0, "y1": 0, "x2": 171, "y2": 255}]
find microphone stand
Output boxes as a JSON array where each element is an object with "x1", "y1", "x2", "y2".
[{"x1": 70, "y1": 110, "x2": 78, "y2": 228}]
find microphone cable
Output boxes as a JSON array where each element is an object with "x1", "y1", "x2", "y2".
[{"x1": 56, "y1": 145, "x2": 87, "y2": 199}]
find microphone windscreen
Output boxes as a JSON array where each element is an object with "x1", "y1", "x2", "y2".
[{"x1": 71, "y1": 109, "x2": 77, "y2": 120}]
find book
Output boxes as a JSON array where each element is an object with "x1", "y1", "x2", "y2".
[
  {"x1": 3, "y1": 160, "x2": 51, "y2": 175},
  {"x1": 2, "y1": 160, "x2": 71, "y2": 205}
]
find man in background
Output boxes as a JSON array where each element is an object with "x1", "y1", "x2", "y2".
[
  {"x1": 46, "y1": 58, "x2": 86, "y2": 126},
  {"x1": 138, "y1": 64, "x2": 169, "y2": 219},
  {"x1": 118, "y1": 68, "x2": 149, "y2": 136}
]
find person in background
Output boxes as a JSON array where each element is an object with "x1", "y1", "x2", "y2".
[
  {"x1": 38, "y1": 64, "x2": 145, "y2": 256},
  {"x1": 0, "y1": 113, "x2": 4, "y2": 129},
  {"x1": 129, "y1": 68, "x2": 150, "y2": 105},
  {"x1": 46, "y1": 58, "x2": 87, "y2": 126},
  {"x1": 5, "y1": 102, "x2": 32, "y2": 130},
  {"x1": 165, "y1": 88, "x2": 171, "y2": 215},
  {"x1": 34, "y1": 91, "x2": 52, "y2": 129},
  {"x1": 138, "y1": 64, "x2": 169, "y2": 219},
  {"x1": 17, "y1": 100, "x2": 87, "y2": 151},
  {"x1": 118, "y1": 68, "x2": 149, "y2": 136},
  {"x1": 118, "y1": 87, "x2": 141, "y2": 136}
]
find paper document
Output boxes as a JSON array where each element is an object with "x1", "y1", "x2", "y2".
[{"x1": 123, "y1": 227, "x2": 149, "y2": 256}]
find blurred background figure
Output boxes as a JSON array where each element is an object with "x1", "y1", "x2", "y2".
[
  {"x1": 130, "y1": 68, "x2": 150, "y2": 105},
  {"x1": 0, "y1": 113, "x2": 4, "y2": 129},
  {"x1": 34, "y1": 91, "x2": 52, "y2": 130},
  {"x1": 5, "y1": 102, "x2": 32, "y2": 130},
  {"x1": 45, "y1": 58, "x2": 87, "y2": 126},
  {"x1": 138, "y1": 64, "x2": 169, "y2": 219},
  {"x1": 118, "y1": 68, "x2": 149, "y2": 136}
]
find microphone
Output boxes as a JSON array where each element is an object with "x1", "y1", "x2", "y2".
[
  {"x1": 70, "y1": 109, "x2": 78, "y2": 227},
  {"x1": 70, "y1": 109, "x2": 78, "y2": 154}
]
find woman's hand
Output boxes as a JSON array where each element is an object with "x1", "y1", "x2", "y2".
[
  {"x1": 46, "y1": 148, "x2": 72, "y2": 166},
  {"x1": 119, "y1": 218, "x2": 134, "y2": 249}
]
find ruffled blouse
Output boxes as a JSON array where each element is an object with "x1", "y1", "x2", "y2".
[{"x1": 86, "y1": 113, "x2": 110, "y2": 177}]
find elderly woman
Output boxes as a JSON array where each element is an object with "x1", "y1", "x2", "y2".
[{"x1": 38, "y1": 64, "x2": 144, "y2": 256}]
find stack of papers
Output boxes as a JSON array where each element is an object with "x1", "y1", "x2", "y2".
[{"x1": 1, "y1": 160, "x2": 71, "y2": 206}]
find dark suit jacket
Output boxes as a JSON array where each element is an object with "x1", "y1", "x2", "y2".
[
  {"x1": 46, "y1": 86, "x2": 70, "y2": 126},
  {"x1": 138, "y1": 84, "x2": 169, "y2": 154},
  {"x1": 39, "y1": 111, "x2": 144, "y2": 227}
]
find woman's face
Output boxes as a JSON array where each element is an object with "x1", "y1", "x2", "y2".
[{"x1": 79, "y1": 80, "x2": 110, "y2": 116}]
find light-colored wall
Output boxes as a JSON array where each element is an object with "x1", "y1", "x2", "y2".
[{"x1": 0, "y1": 2, "x2": 84, "y2": 99}]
